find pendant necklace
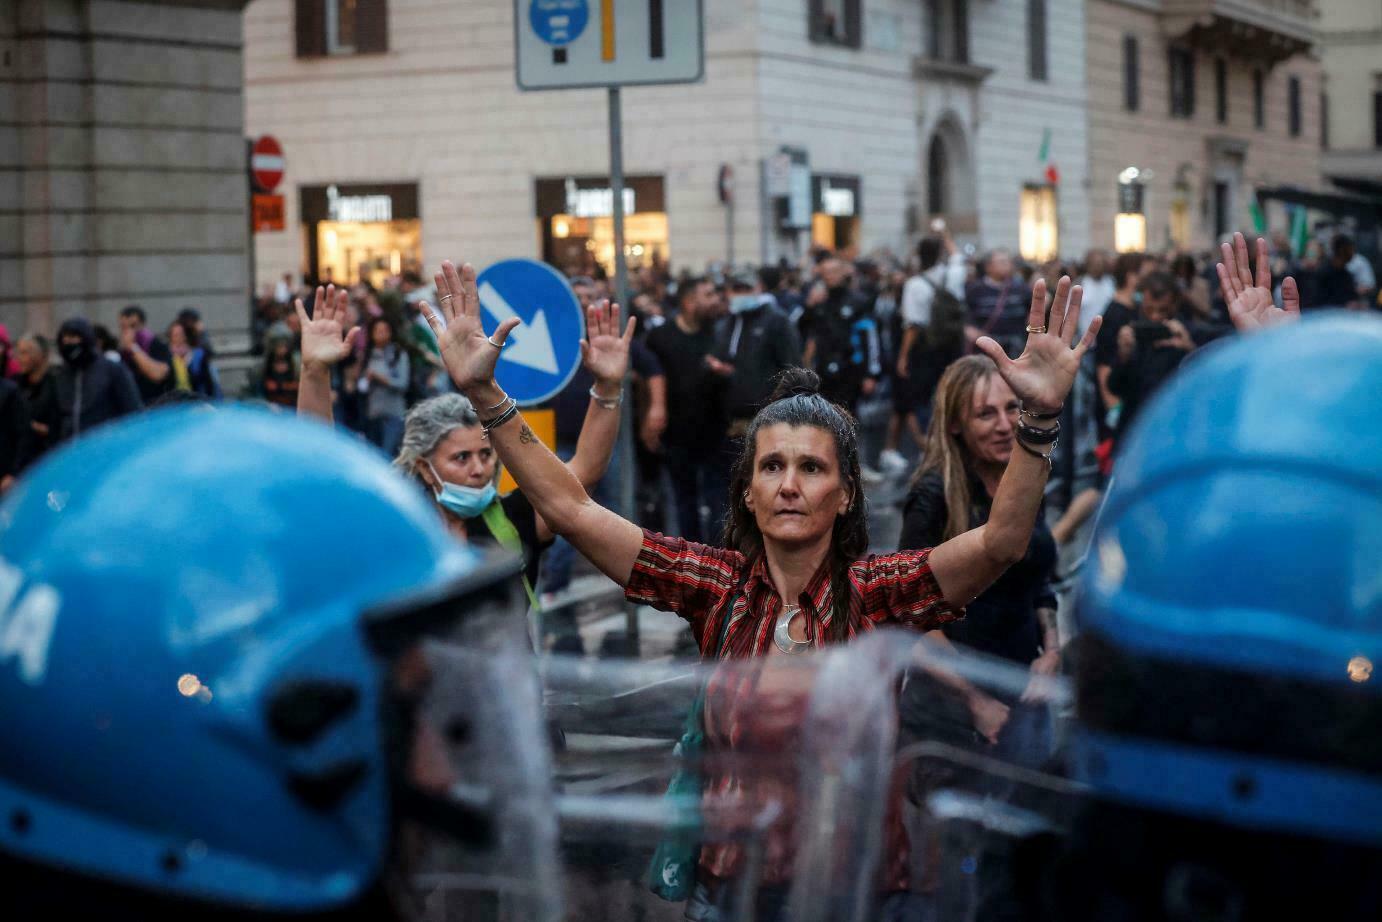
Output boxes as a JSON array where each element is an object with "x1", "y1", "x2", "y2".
[{"x1": 773, "y1": 604, "x2": 812, "y2": 655}]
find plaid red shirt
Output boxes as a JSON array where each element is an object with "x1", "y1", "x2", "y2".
[{"x1": 625, "y1": 530, "x2": 964, "y2": 891}]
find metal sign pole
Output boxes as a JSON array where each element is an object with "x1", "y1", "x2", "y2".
[{"x1": 608, "y1": 85, "x2": 640, "y2": 652}]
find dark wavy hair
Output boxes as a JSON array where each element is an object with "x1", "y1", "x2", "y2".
[{"x1": 721, "y1": 368, "x2": 868, "y2": 644}]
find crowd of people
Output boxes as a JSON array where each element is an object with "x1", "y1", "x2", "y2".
[{"x1": 2, "y1": 217, "x2": 1376, "y2": 922}]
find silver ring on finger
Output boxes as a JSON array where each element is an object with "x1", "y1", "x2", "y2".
[
  {"x1": 1025, "y1": 324, "x2": 1048, "y2": 334},
  {"x1": 439, "y1": 294, "x2": 454, "y2": 303},
  {"x1": 486, "y1": 336, "x2": 503, "y2": 349}
]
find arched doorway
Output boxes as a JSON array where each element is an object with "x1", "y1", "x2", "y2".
[{"x1": 924, "y1": 116, "x2": 977, "y2": 233}]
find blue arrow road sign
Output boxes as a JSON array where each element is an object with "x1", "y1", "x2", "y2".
[
  {"x1": 475, "y1": 259, "x2": 585, "y2": 407},
  {"x1": 530, "y1": 0, "x2": 589, "y2": 46}
]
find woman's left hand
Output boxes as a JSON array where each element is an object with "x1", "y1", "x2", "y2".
[
  {"x1": 422, "y1": 260, "x2": 520, "y2": 395},
  {"x1": 580, "y1": 299, "x2": 636, "y2": 387},
  {"x1": 975, "y1": 276, "x2": 1099, "y2": 414}
]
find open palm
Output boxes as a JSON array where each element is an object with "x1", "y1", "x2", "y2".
[
  {"x1": 295, "y1": 284, "x2": 359, "y2": 368},
  {"x1": 580, "y1": 299, "x2": 636, "y2": 386},
  {"x1": 1217, "y1": 232, "x2": 1300, "y2": 333},
  {"x1": 421, "y1": 261, "x2": 520, "y2": 393},
  {"x1": 974, "y1": 276, "x2": 1099, "y2": 413}
]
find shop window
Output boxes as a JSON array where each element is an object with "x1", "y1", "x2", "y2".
[
  {"x1": 536, "y1": 176, "x2": 669, "y2": 278},
  {"x1": 809, "y1": 0, "x2": 862, "y2": 49},
  {"x1": 1019, "y1": 184, "x2": 1057, "y2": 262},
  {"x1": 1213, "y1": 181, "x2": 1232, "y2": 240},
  {"x1": 1288, "y1": 76, "x2": 1302, "y2": 137},
  {"x1": 1170, "y1": 198, "x2": 1190, "y2": 250},
  {"x1": 1123, "y1": 36, "x2": 1139, "y2": 112},
  {"x1": 1028, "y1": 0, "x2": 1047, "y2": 82},
  {"x1": 1169, "y1": 48, "x2": 1195, "y2": 118},
  {"x1": 1215, "y1": 58, "x2": 1228, "y2": 124},
  {"x1": 300, "y1": 183, "x2": 421, "y2": 289},
  {"x1": 1254, "y1": 69, "x2": 1266, "y2": 129},
  {"x1": 926, "y1": 0, "x2": 969, "y2": 64},
  {"x1": 1115, "y1": 177, "x2": 1146, "y2": 254},
  {"x1": 296, "y1": 0, "x2": 387, "y2": 58}
]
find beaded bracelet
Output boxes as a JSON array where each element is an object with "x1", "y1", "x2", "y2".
[{"x1": 1016, "y1": 419, "x2": 1061, "y2": 445}]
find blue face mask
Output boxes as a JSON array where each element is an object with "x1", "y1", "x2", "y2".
[
  {"x1": 729, "y1": 294, "x2": 760, "y2": 314},
  {"x1": 425, "y1": 461, "x2": 497, "y2": 519}
]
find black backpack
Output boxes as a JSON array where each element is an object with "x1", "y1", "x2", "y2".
[{"x1": 920, "y1": 275, "x2": 965, "y2": 352}]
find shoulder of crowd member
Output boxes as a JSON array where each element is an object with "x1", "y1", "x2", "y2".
[
  {"x1": 630, "y1": 338, "x2": 663, "y2": 378},
  {"x1": 899, "y1": 470, "x2": 948, "y2": 549}
]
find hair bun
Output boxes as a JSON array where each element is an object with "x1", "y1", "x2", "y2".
[{"x1": 767, "y1": 367, "x2": 822, "y2": 403}]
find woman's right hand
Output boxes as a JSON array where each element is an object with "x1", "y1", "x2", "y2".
[
  {"x1": 422, "y1": 260, "x2": 522, "y2": 396},
  {"x1": 1217, "y1": 232, "x2": 1300, "y2": 332},
  {"x1": 295, "y1": 285, "x2": 358, "y2": 370}
]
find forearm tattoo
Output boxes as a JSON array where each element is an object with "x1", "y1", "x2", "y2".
[{"x1": 518, "y1": 425, "x2": 537, "y2": 445}]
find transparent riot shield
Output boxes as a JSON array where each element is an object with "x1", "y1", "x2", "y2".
[{"x1": 398, "y1": 627, "x2": 923, "y2": 922}]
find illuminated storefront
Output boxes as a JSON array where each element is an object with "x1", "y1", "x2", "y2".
[
  {"x1": 1019, "y1": 184, "x2": 1060, "y2": 262},
  {"x1": 300, "y1": 183, "x2": 421, "y2": 288},
  {"x1": 535, "y1": 176, "x2": 668, "y2": 277},
  {"x1": 1114, "y1": 168, "x2": 1149, "y2": 254},
  {"x1": 810, "y1": 174, "x2": 861, "y2": 254}
]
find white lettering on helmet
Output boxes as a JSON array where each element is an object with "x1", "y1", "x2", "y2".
[{"x1": 0, "y1": 557, "x2": 60, "y2": 686}]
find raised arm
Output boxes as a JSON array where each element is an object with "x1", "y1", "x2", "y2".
[
  {"x1": 567, "y1": 299, "x2": 635, "y2": 488},
  {"x1": 295, "y1": 285, "x2": 358, "y2": 424},
  {"x1": 423, "y1": 261, "x2": 644, "y2": 585},
  {"x1": 928, "y1": 276, "x2": 1099, "y2": 607},
  {"x1": 1217, "y1": 232, "x2": 1300, "y2": 332}
]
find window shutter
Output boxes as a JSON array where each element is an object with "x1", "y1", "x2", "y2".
[
  {"x1": 844, "y1": 0, "x2": 863, "y2": 49},
  {"x1": 1028, "y1": 0, "x2": 1047, "y2": 81},
  {"x1": 808, "y1": 0, "x2": 825, "y2": 42},
  {"x1": 955, "y1": 0, "x2": 969, "y2": 63},
  {"x1": 295, "y1": 0, "x2": 326, "y2": 59},
  {"x1": 356, "y1": 0, "x2": 388, "y2": 54},
  {"x1": 1288, "y1": 76, "x2": 1301, "y2": 137}
]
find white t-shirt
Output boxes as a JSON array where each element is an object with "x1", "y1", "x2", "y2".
[
  {"x1": 901, "y1": 253, "x2": 967, "y2": 328},
  {"x1": 1077, "y1": 274, "x2": 1116, "y2": 338}
]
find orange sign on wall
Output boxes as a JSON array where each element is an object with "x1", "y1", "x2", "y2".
[{"x1": 253, "y1": 194, "x2": 285, "y2": 233}]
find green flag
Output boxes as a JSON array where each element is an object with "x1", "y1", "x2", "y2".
[
  {"x1": 1248, "y1": 197, "x2": 1267, "y2": 235},
  {"x1": 1037, "y1": 128, "x2": 1051, "y2": 164},
  {"x1": 1290, "y1": 206, "x2": 1309, "y2": 257}
]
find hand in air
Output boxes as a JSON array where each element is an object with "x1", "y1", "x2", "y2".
[
  {"x1": 973, "y1": 276, "x2": 1099, "y2": 414},
  {"x1": 295, "y1": 285, "x2": 359, "y2": 370},
  {"x1": 1217, "y1": 232, "x2": 1300, "y2": 332}
]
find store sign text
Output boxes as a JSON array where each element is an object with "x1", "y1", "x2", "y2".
[
  {"x1": 564, "y1": 178, "x2": 636, "y2": 218},
  {"x1": 820, "y1": 186, "x2": 856, "y2": 217},
  {"x1": 327, "y1": 185, "x2": 394, "y2": 223}
]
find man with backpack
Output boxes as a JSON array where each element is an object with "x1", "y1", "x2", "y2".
[{"x1": 880, "y1": 233, "x2": 968, "y2": 473}]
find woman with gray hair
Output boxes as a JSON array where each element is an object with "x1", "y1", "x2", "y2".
[{"x1": 294, "y1": 285, "x2": 635, "y2": 607}]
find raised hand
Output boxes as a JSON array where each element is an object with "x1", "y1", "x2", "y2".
[
  {"x1": 421, "y1": 261, "x2": 520, "y2": 395},
  {"x1": 974, "y1": 276, "x2": 1099, "y2": 414},
  {"x1": 1217, "y1": 232, "x2": 1300, "y2": 332},
  {"x1": 579, "y1": 299, "x2": 636, "y2": 388},
  {"x1": 295, "y1": 285, "x2": 358, "y2": 370}
]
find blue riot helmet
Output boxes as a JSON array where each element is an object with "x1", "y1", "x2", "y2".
[
  {"x1": 1062, "y1": 315, "x2": 1382, "y2": 920},
  {"x1": 0, "y1": 406, "x2": 543, "y2": 920}
]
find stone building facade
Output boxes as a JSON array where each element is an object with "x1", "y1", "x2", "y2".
[
  {"x1": 1, "y1": 0, "x2": 252, "y2": 339},
  {"x1": 242, "y1": 0, "x2": 1091, "y2": 291},
  {"x1": 1318, "y1": 0, "x2": 1382, "y2": 196},
  {"x1": 1085, "y1": 0, "x2": 1321, "y2": 254}
]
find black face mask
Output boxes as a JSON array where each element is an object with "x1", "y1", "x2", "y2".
[{"x1": 59, "y1": 341, "x2": 92, "y2": 367}]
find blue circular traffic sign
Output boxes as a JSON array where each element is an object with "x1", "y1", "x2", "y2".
[
  {"x1": 529, "y1": 0, "x2": 589, "y2": 47},
  {"x1": 475, "y1": 259, "x2": 585, "y2": 407}
]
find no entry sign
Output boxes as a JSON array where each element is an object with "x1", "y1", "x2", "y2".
[{"x1": 250, "y1": 136, "x2": 285, "y2": 193}]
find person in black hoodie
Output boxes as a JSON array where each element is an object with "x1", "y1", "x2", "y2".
[{"x1": 54, "y1": 317, "x2": 142, "y2": 441}]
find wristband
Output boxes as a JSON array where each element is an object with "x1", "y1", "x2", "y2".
[
  {"x1": 589, "y1": 385, "x2": 623, "y2": 410},
  {"x1": 1019, "y1": 402, "x2": 1062, "y2": 420},
  {"x1": 1015, "y1": 419, "x2": 1061, "y2": 445},
  {"x1": 481, "y1": 403, "x2": 520, "y2": 435},
  {"x1": 1015, "y1": 437, "x2": 1054, "y2": 471}
]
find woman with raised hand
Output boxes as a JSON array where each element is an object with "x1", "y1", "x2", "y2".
[
  {"x1": 293, "y1": 282, "x2": 635, "y2": 610},
  {"x1": 418, "y1": 258, "x2": 1098, "y2": 912}
]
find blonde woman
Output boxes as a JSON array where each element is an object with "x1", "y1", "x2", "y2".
[{"x1": 900, "y1": 355, "x2": 1060, "y2": 709}]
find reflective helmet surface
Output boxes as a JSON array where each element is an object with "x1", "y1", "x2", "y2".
[
  {"x1": 0, "y1": 406, "x2": 483, "y2": 913},
  {"x1": 1075, "y1": 314, "x2": 1382, "y2": 846}
]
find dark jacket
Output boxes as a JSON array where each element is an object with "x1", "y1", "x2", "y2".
[
  {"x1": 55, "y1": 319, "x2": 143, "y2": 440},
  {"x1": 803, "y1": 286, "x2": 882, "y2": 388},
  {"x1": 713, "y1": 298, "x2": 802, "y2": 423},
  {"x1": 19, "y1": 368, "x2": 59, "y2": 468},
  {"x1": 900, "y1": 470, "x2": 1057, "y2": 673},
  {"x1": 0, "y1": 378, "x2": 32, "y2": 477}
]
